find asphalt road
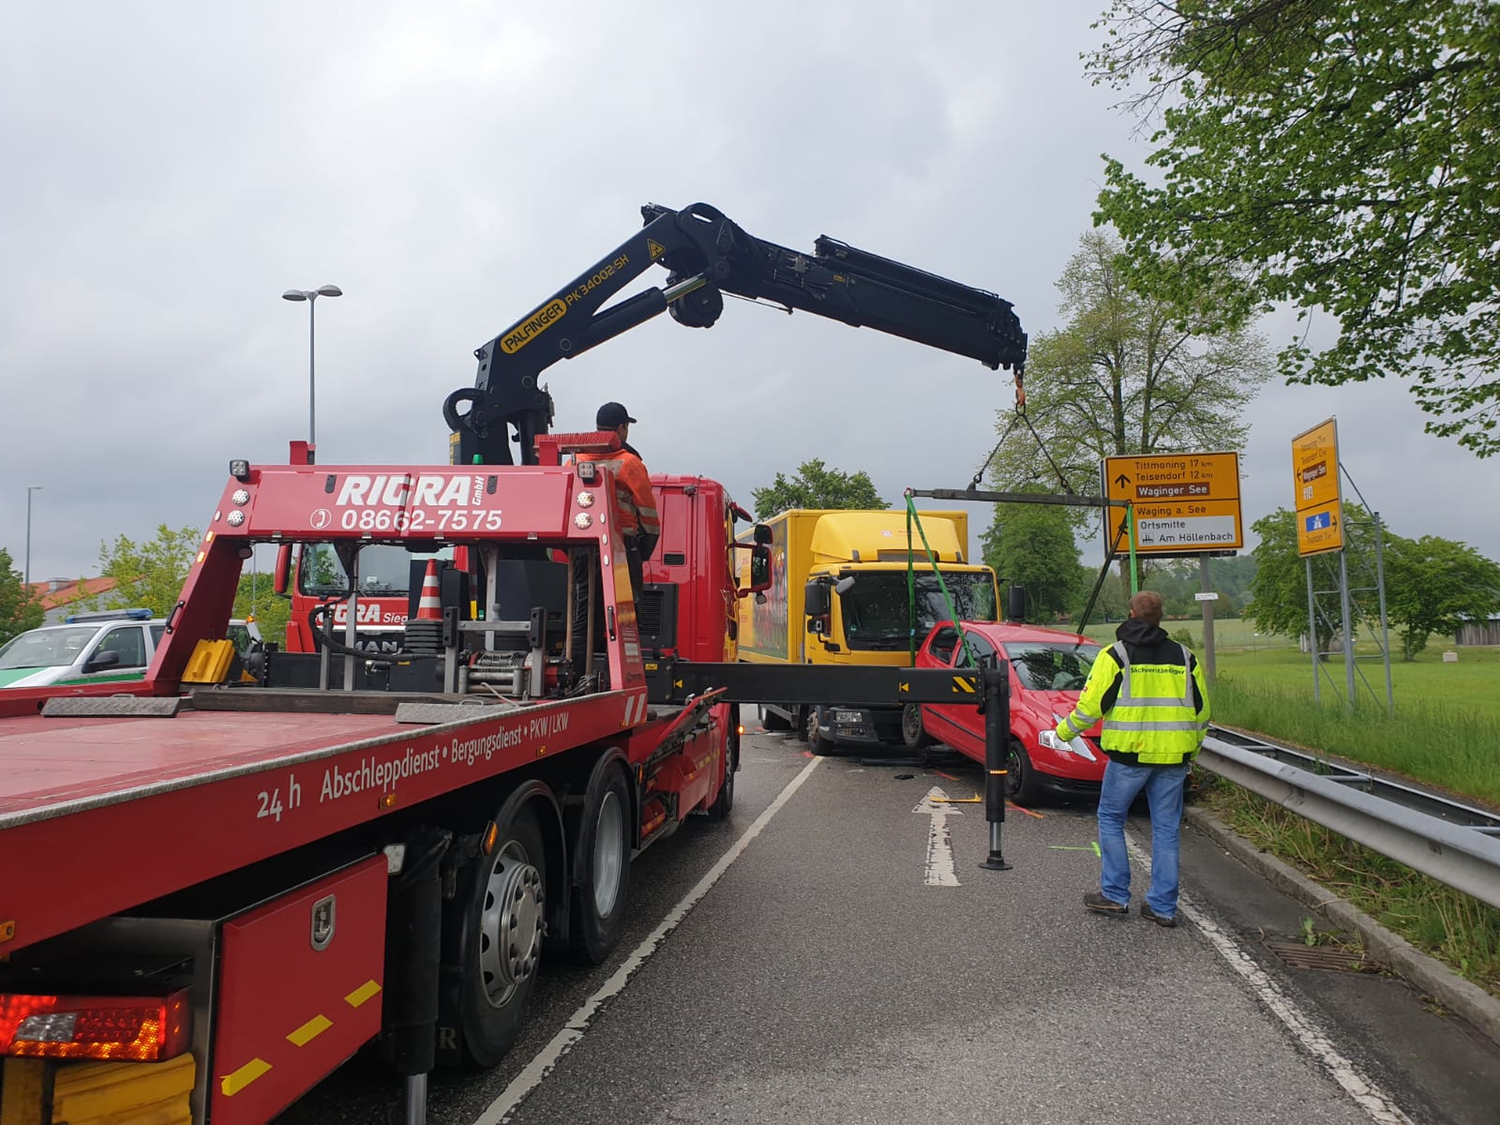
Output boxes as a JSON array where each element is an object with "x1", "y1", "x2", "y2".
[{"x1": 279, "y1": 730, "x2": 1500, "y2": 1124}]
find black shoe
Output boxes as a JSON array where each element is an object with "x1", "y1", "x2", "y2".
[
  {"x1": 1083, "y1": 892, "x2": 1128, "y2": 916},
  {"x1": 1140, "y1": 902, "x2": 1178, "y2": 928}
]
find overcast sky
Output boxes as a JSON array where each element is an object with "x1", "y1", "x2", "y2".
[{"x1": 4, "y1": 2, "x2": 1497, "y2": 587}]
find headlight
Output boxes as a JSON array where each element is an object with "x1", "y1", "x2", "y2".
[
  {"x1": 1039, "y1": 728, "x2": 1097, "y2": 762},
  {"x1": 834, "y1": 709, "x2": 862, "y2": 724}
]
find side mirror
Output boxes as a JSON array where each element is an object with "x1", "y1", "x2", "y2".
[
  {"x1": 804, "y1": 581, "x2": 831, "y2": 617},
  {"x1": 84, "y1": 650, "x2": 121, "y2": 674},
  {"x1": 747, "y1": 544, "x2": 772, "y2": 593},
  {"x1": 1006, "y1": 584, "x2": 1027, "y2": 623},
  {"x1": 273, "y1": 543, "x2": 293, "y2": 596},
  {"x1": 753, "y1": 523, "x2": 773, "y2": 546}
]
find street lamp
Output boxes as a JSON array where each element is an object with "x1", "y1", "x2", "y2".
[
  {"x1": 281, "y1": 284, "x2": 342, "y2": 448},
  {"x1": 24, "y1": 485, "x2": 42, "y2": 588}
]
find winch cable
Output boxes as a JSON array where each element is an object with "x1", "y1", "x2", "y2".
[{"x1": 904, "y1": 493, "x2": 978, "y2": 670}]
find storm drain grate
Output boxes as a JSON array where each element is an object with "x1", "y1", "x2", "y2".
[{"x1": 1264, "y1": 939, "x2": 1377, "y2": 973}]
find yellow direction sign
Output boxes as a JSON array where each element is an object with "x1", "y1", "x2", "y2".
[
  {"x1": 1292, "y1": 418, "x2": 1341, "y2": 514},
  {"x1": 1291, "y1": 419, "x2": 1343, "y2": 557},
  {"x1": 1297, "y1": 498, "x2": 1344, "y2": 557},
  {"x1": 1103, "y1": 452, "x2": 1243, "y2": 554}
]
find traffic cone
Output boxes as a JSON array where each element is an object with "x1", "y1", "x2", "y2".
[{"x1": 417, "y1": 560, "x2": 443, "y2": 621}]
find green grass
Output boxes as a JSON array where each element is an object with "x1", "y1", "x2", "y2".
[{"x1": 1200, "y1": 780, "x2": 1500, "y2": 1000}]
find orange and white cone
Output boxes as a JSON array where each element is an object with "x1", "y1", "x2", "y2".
[{"x1": 416, "y1": 560, "x2": 443, "y2": 621}]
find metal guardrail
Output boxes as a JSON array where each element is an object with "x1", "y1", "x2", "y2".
[{"x1": 1199, "y1": 727, "x2": 1500, "y2": 911}]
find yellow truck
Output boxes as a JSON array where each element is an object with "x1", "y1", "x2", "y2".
[{"x1": 737, "y1": 509, "x2": 1000, "y2": 752}]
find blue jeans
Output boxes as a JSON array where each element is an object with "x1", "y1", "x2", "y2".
[{"x1": 1097, "y1": 758, "x2": 1191, "y2": 917}]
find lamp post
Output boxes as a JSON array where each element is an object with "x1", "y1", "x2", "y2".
[
  {"x1": 24, "y1": 485, "x2": 42, "y2": 588},
  {"x1": 281, "y1": 284, "x2": 342, "y2": 448}
]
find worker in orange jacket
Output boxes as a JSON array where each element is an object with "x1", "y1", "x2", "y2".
[{"x1": 575, "y1": 401, "x2": 660, "y2": 602}]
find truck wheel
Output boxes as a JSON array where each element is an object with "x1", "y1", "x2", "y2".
[
  {"x1": 795, "y1": 705, "x2": 811, "y2": 743},
  {"x1": 1006, "y1": 738, "x2": 1040, "y2": 805},
  {"x1": 454, "y1": 805, "x2": 547, "y2": 1068},
  {"x1": 760, "y1": 705, "x2": 791, "y2": 733},
  {"x1": 705, "y1": 717, "x2": 738, "y2": 821},
  {"x1": 901, "y1": 704, "x2": 933, "y2": 751},
  {"x1": 807, "y1": 708, "x2": 834, "y2": 756},
  {"x1": 570, "y1": 764, "x2": 632, "y2": 965}
]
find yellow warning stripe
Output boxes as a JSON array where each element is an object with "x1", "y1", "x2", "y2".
[
  {"x1": 221, "y1": 1056, "x2": 271, "y2": 1096},
  {"x1": 345, "y1": 979, "x2": 382, "y2": 1008},
  {"x1": 287, "y1": 1014, "x2": 332, "y2": 1047},
  {"x1": 952, "y1": 676, "x2": 976, "y2": 693}
]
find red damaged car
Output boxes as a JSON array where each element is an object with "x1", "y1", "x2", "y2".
[{"x1": 903, "y1": 620, "x2": 1108, "y2": 803}]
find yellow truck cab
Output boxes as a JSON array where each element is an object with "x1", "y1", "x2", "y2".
[{"x1": 737, "y1": 509, "x2": 999, "y2": 751}]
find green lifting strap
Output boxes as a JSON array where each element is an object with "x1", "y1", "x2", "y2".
[{"x1": 903, "y1": 493, "x2": 978, "y2": 670}]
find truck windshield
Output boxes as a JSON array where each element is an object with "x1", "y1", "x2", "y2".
[
  {"x1": 298, "y1": 544, "x2": 450, "y2": 598},
  {"x1": 1004, "y1": 642, "x2": 1102, "y2": 692},
  {"x1": 839, "y1": 572, "x2": 997, "y2": 650},
  {"x1": 0, "y1": 626, "x2": 99, "y2": 669}
]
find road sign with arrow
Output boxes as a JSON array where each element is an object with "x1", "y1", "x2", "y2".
[
  {"x1": 1291, "y1": 418, "x2": 1344, "y2": 557},
  {"x1": 1101, "y1": 452, "x2": 1243, "y2": 555}
]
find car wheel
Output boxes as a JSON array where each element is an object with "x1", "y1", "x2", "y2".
[
  {"x1": 1005, "y1": 738, "x2": 1040, "y2": 805},
  {"x1": 901, "y1": 703, "x2": 932, "y2": 751}
]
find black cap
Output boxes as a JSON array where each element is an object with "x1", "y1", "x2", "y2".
[{"x1": 596, "y1": 402, "x2": 637, "y2": 428}]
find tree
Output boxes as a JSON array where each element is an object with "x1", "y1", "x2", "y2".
[
  {"x1": 983, "y1": 230, "x2": 1271, "y2": 588},
  {"x1": 0, "y1": 548, "x2": 43, "y2": 646},
  {"x1": 751, "y1": 459, "x2": 883, "y2": 519},
  {"x1": 980, "y1": 494, "x2": 1086, "y2": 621},
  {"x1": 1384, "y1": 535, "x2": 1500, "y2": 659},
  {"x1": 235, "y1": 569, "x2": 291, "y2": 648},
  {"x1": 72, "y1": 525, "x2": 201, "y2": 616},
  {"x1": 1243, "y1": 507, "x2": 1345, "y2": 653},
  {"x1": 1090, "y1": 1, "x2": 1500, "y2": 455}
]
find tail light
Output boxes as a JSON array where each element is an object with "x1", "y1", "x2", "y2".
[{"x1": 0, "y1": 990, "x2": 192, "y2": 1061}]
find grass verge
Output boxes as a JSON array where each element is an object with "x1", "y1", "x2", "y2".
[
  {"x1": 1210, "y1": 675, "x2": 1500, "y2": 806},
  {"x1": 1198, "y1": 778, "x2": 1500, "y2": 1000}
]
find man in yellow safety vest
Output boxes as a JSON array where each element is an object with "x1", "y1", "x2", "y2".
[{"x1": 1055, "y1": 590, "x2": 1210, "y2": 927}]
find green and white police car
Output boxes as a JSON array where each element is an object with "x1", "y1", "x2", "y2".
[{"x1": 0, "y1": 609, "x2": 260, "y2": 689}]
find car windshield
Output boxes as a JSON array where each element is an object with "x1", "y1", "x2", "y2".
[
  {"x1": 0, "y1": 626, "x2": 98, "y2": 670},
  {"x1": 839, "y1": 572, "x2": 997, "y2": 651},
  {"x1": 299, "y1": 544, "x2": 450, "y2": 598},
  {"x1": 1004, "y1": 642, "x2": 1102, "y2": 692}
]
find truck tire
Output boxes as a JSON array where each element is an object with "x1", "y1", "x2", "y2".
[
  {"x1": 901, "y1": 703, "x2": 933, "y2": 751},
  {"x1": 570, "y1": 763, "x2": 632, "y2": 965},
  {"x1": 451, "y1": 804, "x2": 547, "y2": 1068},
  {"x1": 795, "y1": 705, "x2": 811, "y2": 742},
  {"x1": 704, "y1": 713, "x2": 738, "y2": 821},
  {"x1": 1006, "y1": 737, "x2": 1040, "y2": 805},
  {"x1": 807, "y1": 707, "x2": 834, "y2": 756},
  {"x1": 760, "y1": 705, "x2": 792, "y2": 733}
]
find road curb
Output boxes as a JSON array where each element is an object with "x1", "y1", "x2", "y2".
[{"x1": 1186, "y1": 806, "x2": 1500, "y2": 1049}]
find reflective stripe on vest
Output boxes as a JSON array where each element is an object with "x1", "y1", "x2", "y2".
[{"x1": 1100, "y1": 641, "x2": 1200, "y2": 763}]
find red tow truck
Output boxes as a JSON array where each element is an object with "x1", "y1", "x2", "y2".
[{"x1": 0, "y1": 201, "x2": 1025, "y2": 1124}]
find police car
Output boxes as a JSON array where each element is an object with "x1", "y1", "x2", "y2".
[{"x1": 0, "y1": 609, "x2": 261, "y2": 690}]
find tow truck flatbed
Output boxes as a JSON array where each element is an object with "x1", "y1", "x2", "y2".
[{"x1": 0, "y1": 686, "x2": 691, "y2": 955}]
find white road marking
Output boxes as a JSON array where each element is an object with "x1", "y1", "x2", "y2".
[
  {"x1": 913, "y1": 786, "x2": 962, "y2": 886},
  {"x1": 472, "y1": 755, "x2": 825, "y2": 1125},
  {"x1": 1125, "y1": 835, "x2": 1412, "y2": 1124}
]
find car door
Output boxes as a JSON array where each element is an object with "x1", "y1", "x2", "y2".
[
  {"x1": 81, "y1": 624, "x2": 150, "y2": 682},
  {"x1": 925, "y1": 629, "x2": 994, "y2": 757}
]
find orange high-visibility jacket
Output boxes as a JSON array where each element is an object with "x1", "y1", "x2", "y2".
[{"x1": 574, "y1": 449, "x2": 660, "y2": 539}]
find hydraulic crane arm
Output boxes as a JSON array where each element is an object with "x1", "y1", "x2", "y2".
[{"x1": 444, "y1": 201, "x2": 1027, "y2": 466}]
